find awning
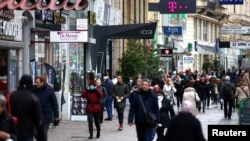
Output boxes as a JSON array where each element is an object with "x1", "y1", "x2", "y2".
[{"x1": 197, "y1": 44, "x2": 217, "y2": 55}]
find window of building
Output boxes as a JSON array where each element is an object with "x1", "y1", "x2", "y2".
[
  {"x1": 199, "y1": 19, "x2": 202, "y2": 40},
  {"x1": 210, "y1": 23, "x2": 213, "y2": 42},
  {"x1": 194, "y1": 18, "x2": 197, "y2": 39},
  {"x1": 203, "y1": 20, "x2": 208, "y2": 41}
]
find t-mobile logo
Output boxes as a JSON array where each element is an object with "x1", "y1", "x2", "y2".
[
  {"x1": 168, "y1": 1, "x2": 189, "y2": 12},
  {"x1": 168, "y1": 2, "x2": 177, "y2": 12}
]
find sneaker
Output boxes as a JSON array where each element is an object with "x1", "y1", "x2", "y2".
[{"x1": 118, "y1": 124, "x2": 123, "y2": 131}]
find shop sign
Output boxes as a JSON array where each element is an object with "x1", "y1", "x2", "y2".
[
  {"x1": 0, "y1": 20, "x2": 19, "y2": 37},
  {"x1": 219, "y1": 0, "x2": 244, "y2": 5},
  {"x1": 50, "y1": 31, "x2": 88, "y2": 43},
  {"x1": 76, "y1": 18, "x2": 88, "y2": 30},
  {"x1": 0, "y1": 10, "x2": 15, "y2": 19},
  {"x1": 220, "y1": 26, "x2": 250, "y2": 34},
  {"x1": 149, "y1": 0, "x2": 196, "y2": 14},
  {"x1": 163, "y1": 26, "x2": 182, "y2": 35},
  {"x1": 0, "y1": 0, "x2": 89, "y2": 10}
]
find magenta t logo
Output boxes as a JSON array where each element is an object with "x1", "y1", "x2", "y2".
[{"x1": 168, "y1": 2, "x2": 177, "y2": 12}]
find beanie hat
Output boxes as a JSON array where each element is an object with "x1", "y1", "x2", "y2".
[{"x1": 19, "y1": 74, "x2": 33, "y2": 88}]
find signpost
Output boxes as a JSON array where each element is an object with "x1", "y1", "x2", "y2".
[
  {"x1": 239, "y1": 98, "x2": 250, "y2": 125},
  {"x1": 220, "y1": 26, "x2": 250, "y2": 34}
]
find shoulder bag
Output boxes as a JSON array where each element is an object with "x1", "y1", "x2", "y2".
[{"x1": 138, "y1": 94, "x2": 156, "y2": 126}]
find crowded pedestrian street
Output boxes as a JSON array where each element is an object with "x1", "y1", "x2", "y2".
[{"x1": 48, "y1": 103, "x2": 239, "y2": 141}]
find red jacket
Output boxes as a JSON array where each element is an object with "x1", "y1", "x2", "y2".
[{"x1": 81, "y1": 88, "x2": 103, "y2": 112}]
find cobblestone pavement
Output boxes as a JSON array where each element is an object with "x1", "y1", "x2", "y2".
[{"x1": 48, "y1": 104, "x2": 239, "y2": 141}]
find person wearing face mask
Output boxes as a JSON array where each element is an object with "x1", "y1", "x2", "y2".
[
  {"x1": 156, "y1": 90, "x2": 175, "y2": 141},
  {"x1": 81, "y1": 81, "x2": 103, "y2": 139}
]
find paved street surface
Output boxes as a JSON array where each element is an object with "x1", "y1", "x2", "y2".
[{"x1": 48, "y1": 104, "x2": 239, "y2": 141}]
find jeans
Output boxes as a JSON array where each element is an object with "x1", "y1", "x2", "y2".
[
  {"x1": 136, "y1": 123, "x2": 156, "y2": 141},
  {"x1": 87, "y1": 112, "x2": 101, "y2": 136},
  {"x1": 116, "y1": 108, "x2": 125, "y2": 124},
  {"x1": 17, "y1": 136, "x2": 34, "y2": 141},
  {"x1": 105, "y1": 95, "x2": 113, "y2": 119}
]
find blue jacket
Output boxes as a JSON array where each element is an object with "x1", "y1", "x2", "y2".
[
  {"x1": 128, "y1": 89, "x2": 160, "y2": 125},
  {"x1": 103, "y1": 79, "x2": 113, "y2": 95},
  {"x1": 33, "y1": 84, "x2": 59, "y2": 124}
]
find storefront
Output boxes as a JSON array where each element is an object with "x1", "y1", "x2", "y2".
[{"x1": 0, "y1": 10, "x2": 24, "y2": 96}]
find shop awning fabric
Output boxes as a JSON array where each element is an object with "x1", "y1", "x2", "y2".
[{"x1": 197, "y1": 44, "x2": 218, "y2": 55}]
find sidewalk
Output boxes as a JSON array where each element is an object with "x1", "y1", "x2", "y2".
[{"x1": 48, "y1": 104, "x2": 239, "y2": 141}]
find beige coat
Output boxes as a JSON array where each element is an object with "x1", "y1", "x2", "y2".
[
  {"x1": 183, "y1": 87, "x2": 200, "y2": 116},
  {"x1": 243, "y1": 73, "x2": 250, "y2": 93},
  {"x1": 235, "y1": 85, "x2": 250, "y2": 105}
]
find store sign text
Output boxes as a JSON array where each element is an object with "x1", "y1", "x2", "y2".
[
  {"x1": 0, "y1": 21, "x2": 19, "y2": 37},
  {"x1": 0, "y1": 10, "x2": 15, "y2": 19},
  {"x1": 50, "y1": 31, "x2": 88, "y2": 42},
  {"x1": 0, "y1": 0, "x2": 89, "y2": 10}
]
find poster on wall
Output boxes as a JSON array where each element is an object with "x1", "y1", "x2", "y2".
[{"x1": 71, "y1": 95, "x2": 87, "y2": 121}]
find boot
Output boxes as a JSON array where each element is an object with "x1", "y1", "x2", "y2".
[
  {"x1": 96, "y1": 130, "x2": 100, "y2": 138},
  {"x1": 88, "y1": 132, "x2": 93, "y2": 139},
  {"x1": 88, "y1": 135, "x2": 93, "y2": 139}
]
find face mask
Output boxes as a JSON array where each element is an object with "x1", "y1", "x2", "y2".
[{"x1": 89, "y1": 85, "x2": 95, "y2": 91}]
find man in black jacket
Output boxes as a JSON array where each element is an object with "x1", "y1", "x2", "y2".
[
  {"x1": 128, "y1": 79, "x2": 160, "y2": 141},
  {"x1": 33, "y1": 76, "x2": 59, "y2": 141},
  {"x1": 10, "y1": 74, "x2": 45, "y2": 141}
]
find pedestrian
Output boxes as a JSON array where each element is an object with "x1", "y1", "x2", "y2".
[
  {"x1": 95, "y1": 79, "x2": 108, "y2": 127},
  {"x1": 163, "y1": 78, "x2": 177, "y2": 105},
  {"x1": 173, "y1": 74, "x2": 185, "y2": 110},
  {"x1": 183, "y1": 79, "x2": 200, "y2": 116},
  {"x1": 103, "y1": 76, "x2": 113, "y2": 121},
  {"x1": 235, "y1": 78, "x2": 249, "y2": 108},
  {"x1": 156, "y1": 90, "x2": 175, "y2": 141},
  {"x1": 128, "y1": 79, "x2": 160, "y2": 141},
  {"x1": 33, "y1": 76, "x2": 59, "y2": 141},
  {"x1": 220, "y1": 75, "x2": 236, "y2": 119},
  {"x1": 196, "y1": 77, "x2": 208, "y2": 112},
  {"x1": 129, "y1": 79, "x2": 141, "y2": 103},
  {"x1": 0, "y1": 94, "x2": 16, "y2": 141},
  {"x1": 9, "y1": 74, "x2": 45, "y2": 141},
  {"x1": 164, "y1": 100, "x2": 206, "y2": 141},
  {"x1": 81, "y1": 80, "x2": 103, "y2": 139},
  {"x1": 112, "y1": 75, "x2": 130, "y2": 131}
]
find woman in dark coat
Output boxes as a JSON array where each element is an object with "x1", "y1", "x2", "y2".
[
  {"x1": 81, "y1": 81, "x2": 103, "y2": 139},
  {"x1": 0, "y1": 94, "x2": 16, "y2": 141},
  {"x1": 156, "y1": 90, "x2": 175, "y2": 141}
]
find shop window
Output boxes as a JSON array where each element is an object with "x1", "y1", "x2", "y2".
[{"x1": 69, "y1": 43, "x2": 84, "y2": 94}]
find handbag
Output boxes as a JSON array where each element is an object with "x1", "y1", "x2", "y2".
[
  {"x1": 194, "y1": 92, "x2": 201, "y2": 108},
  {"x1": 138, "y1": 94, "x2": 156, "y2": 126},
  {"x1": 7, "y1": 93, "x2": 18, "y2": 126}
]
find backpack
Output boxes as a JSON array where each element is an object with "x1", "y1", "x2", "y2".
[{"x1": 223, "y1": 83, "x2": 233, "y2": 99}]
